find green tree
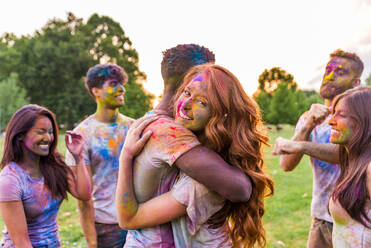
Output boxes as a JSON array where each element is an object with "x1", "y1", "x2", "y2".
[
  {"x1": 295, "y1": 89, "x2": 323, "y2": 120},
  {"x1": 258, "y1": 67, "x2": 297, "y2": 94},
  {"x1": 0, "y1": 13, "x2": 153, "y2": 128},
  {"x1": 254, "y1": 67, "x2": 297, "y2": 123},
  {"x1": 267, "y1": 81, "x2": 297, "y2": 125},
  {"x1": 254, "y1": 67, "x2": 324, "y2": 124},
  {"x1": 0, "y1": 73, "x2": 30, "y2": 131},
  {"x1": 366, "y1": 72, "x2": 371, "y2": 86},
  {"x1": 0, "y1": 34, "x2": 21, "y2": 81},
  {"x1": 254, "y1": 91, "x2": 272, "y2": 123},
  {"x1": 10, "y1": 16, "x2": 94, "y2": 129}
]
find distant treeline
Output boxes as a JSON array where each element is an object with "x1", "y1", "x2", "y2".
[
  {"x1": 0, "y1": 13, "x2": 154, "y2": 130},
  {"x1": 253, "y1": 67, "x2": 324, "y2": 125},
  {"x1": 1, "y1": 13, "x2": 370, "y2": 130}
]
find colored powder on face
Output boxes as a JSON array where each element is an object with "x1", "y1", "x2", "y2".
[
  {"x1": 176, "y1": 100, "x2": 184, "y2": 113},
  {"x1": 337, "y1": 127, "x2": 351, "y2": 142},
  {"x1": 192, "y1": 74, "x2": 204, "y2": 82},
  {"x1": 324, "y1": 71, "x2": 334, "y2": 81},
  {"x1": 336, "y1": 64, "x2": 350, "y2": 75},
  {"x1": 107, "y1": 88, "x2": 114, "y2": 94},
  {"x1": 124, "y1": 192, "x2": 129, "y2": 197}
]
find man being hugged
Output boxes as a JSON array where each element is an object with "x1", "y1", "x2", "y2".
[{"x1": 116, "y1": 44, "x2": 253, "y2": 247}]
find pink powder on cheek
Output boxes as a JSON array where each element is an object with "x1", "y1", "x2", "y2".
[{"x1": 176, "y1": 100, "x2": 184, "y2": 114}]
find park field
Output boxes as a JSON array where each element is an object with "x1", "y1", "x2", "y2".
[{"x1": 0, "y1": 125, "x2": 313, "y2": 248}]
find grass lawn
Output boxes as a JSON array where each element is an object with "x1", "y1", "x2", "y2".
[
  {"x1": 0, "y1": 126, "x2": 313, "y2": 248},
  {"x1": 264, "y1": 126, "x2": 312, "y2": 248}
]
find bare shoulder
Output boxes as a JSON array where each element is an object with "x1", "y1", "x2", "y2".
[{"x1": 299, "y1": 111, "x2": 309, "y2": 121}]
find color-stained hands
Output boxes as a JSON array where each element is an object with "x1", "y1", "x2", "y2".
[
  {"x1": 272, "y1": 137, "x2": 302, "y2": 155},
  {"x1": 121, "y1": 114, "x2": 159, "y2": 158},
  {"x1": 303, "y1": 104, "x2": 331, "y2": 130},
  {"x1": 65, "y1": 131, "x2": 84, "y2": 161}
]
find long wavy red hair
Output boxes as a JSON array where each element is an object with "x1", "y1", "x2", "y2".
[{"x1": 174, "y1": 64, "x2": 274, "y2": 247}]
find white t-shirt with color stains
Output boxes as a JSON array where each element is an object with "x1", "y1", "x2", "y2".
[{"x1": 65, "y1": 114, "x2": 134, "y2": 224}]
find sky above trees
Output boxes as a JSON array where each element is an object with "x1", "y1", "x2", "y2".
[{"x1": 2, "y1": 0, "x2": 371, "y2": 99}]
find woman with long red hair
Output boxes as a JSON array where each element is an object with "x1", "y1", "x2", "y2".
[
  {"x1": 0, "y1": 104, "x2": 92, "y2": 248},
  {"x1": 116, "y1": 64, "x2": 274, "y2": 247},
  {"x1": 328, "y1": 86, "x2": 371, "y2": 247}
]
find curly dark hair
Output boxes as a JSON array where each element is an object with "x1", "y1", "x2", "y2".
[
  {"x1": 161, "y1": 44, "x2": 215, "y2": 87},
  {"x1": 85, "y1": 64, "x2": 128, "y2": 98}
]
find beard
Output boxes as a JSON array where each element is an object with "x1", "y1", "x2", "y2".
[{"x1": 319, "y1": 83, "x2": 348, "y2": 100}]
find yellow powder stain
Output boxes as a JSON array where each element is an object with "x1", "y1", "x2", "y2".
[
  {"x1": 107, "y1": 88, "x2": 113, "y2": 94},
  {"x1": 324, "y1": 71, "x2": 334, "y2": 81}
]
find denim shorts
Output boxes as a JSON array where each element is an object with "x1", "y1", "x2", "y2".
[{"x1": 95, "y1": 222, "x2": 128, "y2": 248}]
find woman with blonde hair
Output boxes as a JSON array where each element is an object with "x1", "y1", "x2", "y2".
[{"x1": 117, "y1": 64, "x2": 274, "y2": 247}]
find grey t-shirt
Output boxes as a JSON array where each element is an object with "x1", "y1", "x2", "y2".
[{"x1": 65, "y1": 114, "x2": 134, "y2": 224}]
